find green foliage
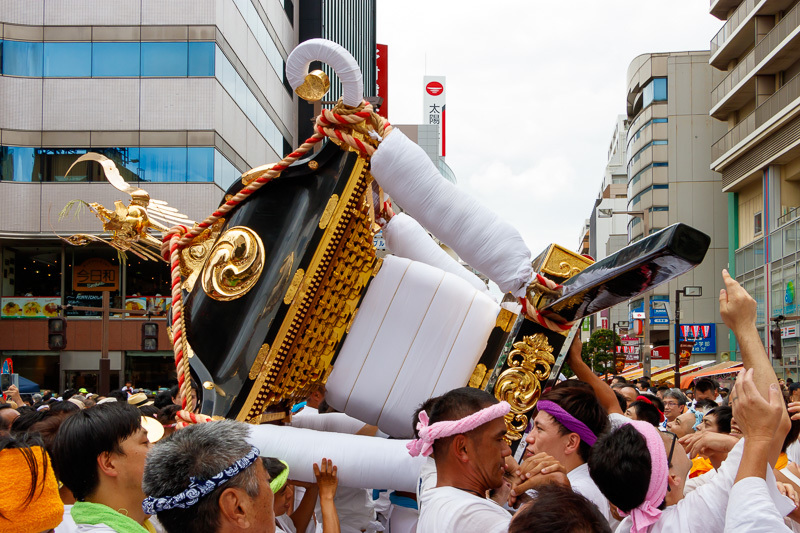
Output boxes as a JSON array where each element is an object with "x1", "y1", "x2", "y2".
[{"x1": 582, "y1": 328, "x2": 622, "y2": 374}]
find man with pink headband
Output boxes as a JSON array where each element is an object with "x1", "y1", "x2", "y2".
[
  {"x1": 586, "y1": 271, "x2": 794, "y2": 533},
  {"x1": 407, "y1": 387, "x2": 512, "y2": 533}
]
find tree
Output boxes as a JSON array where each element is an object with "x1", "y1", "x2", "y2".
[{"x1": 581, "y1": 328, "x2": 622, "y2": 375}]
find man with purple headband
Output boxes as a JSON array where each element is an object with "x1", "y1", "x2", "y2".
[
  {"x1": 519, "y1": 383, "x2": 614, "y2": 526},
  {"x1": 407, "y1": 387, "x2": 512, "y2": 533},
  {"x1": 586, "y1": 271, "x2": 794, "y2": 533}
]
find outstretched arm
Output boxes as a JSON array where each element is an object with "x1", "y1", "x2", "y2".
[
  {"x1": 565, "y1": 335, "x2": 623, "y2": 415},
  {"x1": 314, "y1": 458, "x2": 340, "y2": 533},
  {"x1": 720, "y1": 270, "x2": 790, "y2": 464}
]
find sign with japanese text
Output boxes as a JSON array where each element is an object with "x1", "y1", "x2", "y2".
[
  {"x1": 678, "y1": 323, "x2": 716, "y2": 354},
  {"x1": 423, "y1": 75, "x2": 446, "y2": 156},
  {"x1": 73, "y1": 258, "x2": 119, "y2": 292},
  {"x1": 650, "y1": 295, "x2": 670, "y2": 324}
]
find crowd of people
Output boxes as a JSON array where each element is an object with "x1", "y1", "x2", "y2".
[{"x1": 2, "y1": 271, "x2": 800, "y2": 533}]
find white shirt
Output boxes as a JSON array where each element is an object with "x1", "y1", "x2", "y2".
[
  {"x1": 417, "y1": 486, "x2": 510, "y2": 533},
  {"x1": 615, "y1": 439, "x2": 794, "y2": 533},
  {"x1": 725, "y1": 477, "x2": 791, "y2": 532},
  {"x1": 416, "y1": 457, "x2": 437, "y2": 506},
  {"x1": 568, "y1": 463, "x2": 619, "y2": 529}
]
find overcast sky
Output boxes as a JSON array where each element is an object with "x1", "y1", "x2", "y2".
[{"x1": 376, "y1": 1, "x2": 723, "y2": 257}]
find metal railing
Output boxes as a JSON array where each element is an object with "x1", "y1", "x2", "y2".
[
  {"x1": 712, "y1": 71, "x2": 800, "y2": 161},
  {"x1": 710, "y1": 0, "x2": 758, "y2": 54},
  {"x1": 711, "y1": 1, "x2": 800, "y2": 109},
  {"x1": 778, "y1": 206, "x2": 800, "y2": 227}
]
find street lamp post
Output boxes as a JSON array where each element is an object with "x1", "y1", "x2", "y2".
[{"x1": 674, "y1": 286, "x2": 702, "y2": 389}]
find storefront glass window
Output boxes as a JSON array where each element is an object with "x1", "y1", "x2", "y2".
[{"x1": 64, "y1": 247, "x2": 122, "y2": 317}]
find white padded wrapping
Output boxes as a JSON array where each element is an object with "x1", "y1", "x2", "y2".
[
  {"x1": 383, "y1": 212, "x2": 492, "y2": 297},
  {"x1": 291, "y1": 411, "x2": 366, "y2": 435},
  {"x1": 285, "y1": 38, "x2": 363, "y2": 107},
  {"x1": 248, "y1": 425, "x2": 424, "y2": 491},
  {"x1": 327, "y1": 255, "x2": 500, "y2": 437},
  {"x1": 370, "y1": 130, "x2": 533, "y2": 297}
]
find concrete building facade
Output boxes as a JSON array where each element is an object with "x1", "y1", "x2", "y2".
[
  {"x1": 709, "y1": 0, "x2": 800, "y2": 378},
  {"x1": 0, "y1": 0, "x2": 301, "y2": 392},
  {"x1": 624, "y1": 51, "x2": 730, "y2": 373}
]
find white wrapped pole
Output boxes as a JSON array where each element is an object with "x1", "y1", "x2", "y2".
[
  {"x1": 383, "y1": 212, "x2": 493, "y2": 297},
  {"x1": 247, "y1": 425, "x2": 424, "y2": 491},
  {"x1": 371, "y1": 130, "x2": 533, "y2": 297},
  {"x1": 291, "y1": 411, "x2": 368, "y2": 435},
  {"x1": 285, "y1": 39, "x2": 363, "y2": 107}
]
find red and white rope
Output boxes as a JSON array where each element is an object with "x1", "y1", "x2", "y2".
[{"x1": 520, "y1": 273, "x2": 575, "y2": 333}]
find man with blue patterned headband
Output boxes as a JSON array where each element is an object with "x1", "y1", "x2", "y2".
[{"x1": 142, "y1": 420, "x2": 275, "y2": 533}]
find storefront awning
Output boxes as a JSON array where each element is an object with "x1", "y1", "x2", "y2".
[
  {"x1": 651, "y1": 360, "x2": 718, "y2": 386},
  {"x1": 680, "y1": 361, "x2": 743, "y2": 389}
]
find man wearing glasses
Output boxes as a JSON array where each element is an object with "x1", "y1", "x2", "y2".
[{"x1": 661, "y1": 391, "x2": 688, "y2": 429}]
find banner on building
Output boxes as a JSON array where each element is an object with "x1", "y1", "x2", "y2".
[
  {"x1": 678, "y1": 323, "x2": 716, "y2": 354},
  {"x1": 376, "y1": 44, "x2": 388, "y2": 118},
  {"x1": 1, "y1": 297, "x2": 61, "y2": 318},
  {"x1": 423, "y1": 76, "x2": 446, "y2": 156},
  {"x1": 679, "y1": 340, "x2": 695, "y2": 367}
]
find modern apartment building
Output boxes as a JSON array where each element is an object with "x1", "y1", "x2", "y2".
[
  {"x1": 709, "y1": 0, "x2": 800, "y2": 379},
  {"x1": 0, "y1": 0, "x2": 300, "y2": 392},
  {"x1": 624, "y1": 51, "x2": 730, "y2": 372}
]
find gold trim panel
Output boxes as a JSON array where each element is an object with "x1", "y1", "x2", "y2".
[{"x1": 201, "y1": 226, "x2": 266, "y2": 302}]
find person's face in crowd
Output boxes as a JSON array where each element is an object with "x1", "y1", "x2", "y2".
[
  {"x1": 271, "y1": 482, "x2": 294, "y2": 517},
  {"x1": 469, "y1": 417, "x2": 512, "y2": 490},
  {"x1": 624, "y1": 404, "x2": 639, "y2": 421},
  {"x1": 685, "y1": 391, "x2": 694, "y2": 401},
  {"x1": 662, "y1": 397, "x2": 684, "y2": 422},
  {"x1": 611, "y1": 378, "x2": 623, "y2": 386},
  {"x1": 694, "y1": 388, "x2": 717, "y2": 402},
  {"x1": 619, "y1": 386, "x2": 638, "y2": 408},
  {"x1": 666, "y1": 411, "x2": 696, "y2": 439},
  {"x1": 0, "y1": 408, "x2": 20, "y2": 434},
  {"x1": 791, "y1": 388, "x2": 800, "y2": 402},
  {"x1": 245, "y1": 460, "x2": 275, "y2": 532},
  {"x1": 696, "y1": 412, "x2": 719, "y2": 433},
  {"x1": 112, "y1": 426, "x2": 152, "y2": 498},
  {"x1": 662, "y1": 432, "x2": 691, "y2": 505},
  {"x1": 525, "y1": 411, "x2": 571, "y2": 463}
]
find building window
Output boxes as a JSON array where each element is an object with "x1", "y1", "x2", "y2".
[
  {"x1": 141, "y1": 42, "x2": 189, "y2": 77},
  {"x1": 0, "y1": 146, "x2": 225, "y2": 183},
  {"x1": 642, "y1": 78, "x2": 668, "y2": 109},
  {"x1": 2, "y1": 41, "x2": 43, "y2": 77},
  {"x1": 92, "y1": 42, "x2": 141, "y2": 77},
  {"x1": 755, "y1": 212, "x2": 763, "y2": 235},
  {"x1": 43, "y1": 42, "x2": 92, "y2": 77}
]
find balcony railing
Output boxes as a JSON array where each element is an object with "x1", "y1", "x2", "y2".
[
  {"x1": 711, "y1": 1, "x2": 800, "y2": 110},
  {"x1": 712, "y1": 71, "x2": 800, "y2": 161},
  {"x1": 710, "y1": 0, "x2": 758, "y2": 54}
]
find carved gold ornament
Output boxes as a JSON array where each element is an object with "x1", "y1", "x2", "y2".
[
  {"x1": 494, "y1": 334, "x2": 555, "y2": 442},
  {"x1": 295, "y1": 69, "x2": 331, "y2": 102},
  {"x1": 201, "y1": 226, "x2": 266, "y2": 301}
]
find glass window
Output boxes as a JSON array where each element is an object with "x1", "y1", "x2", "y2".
[
  {"x1": 772, "y1": 232, "x2": 782, "y2": 261},
  {"x1": 2, "y1": 40, "x2": 43, "y2": 77},
  {"x1": 755, "y1": 238, "x2": 765, "y2": 267},
  {"x1": 745, "y1": 244, "x2": 755, "y2": 272},
  {"x1": 141, "y1": 42, "x2": 188, "y2": 77},
  {"x1": 187, "y1": 147, "x2": 214, "y2": 182},
  {"x1": 137, "y1": 147, "x2": 187, "y2": 182},
  {"x1": 3, "y1": 246, "x2": 62, "y2": 297},
  {"x1": 0, "y1": 146, "x2": 38, "y2": 181},
  {"x1": 43, "y1": 42, "x2": 91, "y2": 77},
  {"x1": 785, "y1": 223, "x2": 798, "y2": 257},
  {"x1": 92, "y1": 42, "x2": 140, "y2": 77},
  {"x1": 64, "y1": 246, "x2": 122, "y2": 317},
  {"x1": 214, "y1": 150, "x2": 241, "y2": 190},
  {"x1": 642, "y1": 77, "x2": 668, "y2": 108},
  {"x1": 188, "y1": 42, "x2": 214, "y2": 76}
]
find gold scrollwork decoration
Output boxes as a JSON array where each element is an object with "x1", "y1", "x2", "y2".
[
  {"x1": 201, "y1": 226, "x2": 266, "y2": 301},
  {"x1": 494, "y1": 333, "x2": 556, "y2": 442}
]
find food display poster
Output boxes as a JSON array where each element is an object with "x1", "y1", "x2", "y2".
[
  {"x1": 1, "y1": 297, "x2": 61, "y2": 319},
  {"x1": 125, "y1": 297, "x2": 171, "y2": 315}
]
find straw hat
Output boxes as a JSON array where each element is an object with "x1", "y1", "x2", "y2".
[{"x1": 127, "y1": 392, "x2": 154, "y2": 408}]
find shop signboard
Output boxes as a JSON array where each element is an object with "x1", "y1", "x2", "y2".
[
  {"x1": 679, "y1": 340, "x2": 694, "y2": 367},
  {"x1": 678, "y1": 323, "x2": 716, "y2": 354},
  {"x1": 1, "y1": 297, "x2": 60, "y2": 318},
  {"x1": 73, "y1": 258, "x2": 119, "y2": 292}
]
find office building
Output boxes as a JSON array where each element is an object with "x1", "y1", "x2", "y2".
[
  {"x1": 709, "y1": 0, "x2": 800, "y2": 379},
  {"x1": 0, "y1": 0, "x2": 299, "y2": 391},
  {"x1": 623, "y1": 51, "x2": 730, "y2": 372}
]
